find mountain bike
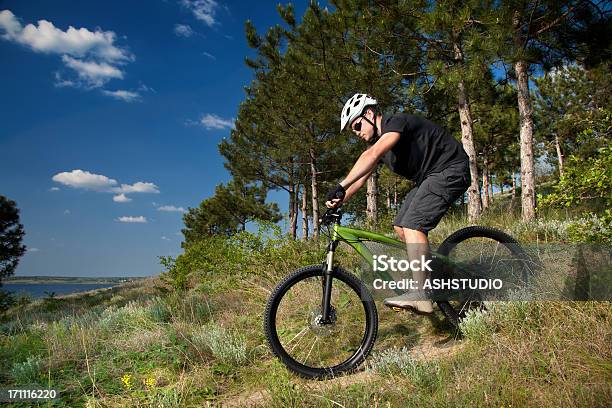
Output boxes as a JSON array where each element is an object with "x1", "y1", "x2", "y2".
[{"x1": 264, "y1": 208, "x2": 531, "y2": 379}]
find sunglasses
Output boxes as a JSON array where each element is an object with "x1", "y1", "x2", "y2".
[{"x1": 351, "y1": 116, "x2": 365, "y2": 132}]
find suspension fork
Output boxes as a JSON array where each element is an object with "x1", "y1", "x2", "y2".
[{"x1": 320, "y1": 230, "x2": 340, "y2": 323}]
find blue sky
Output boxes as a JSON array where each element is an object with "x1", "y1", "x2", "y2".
[{"x1": 1, "y1": 0, "x2": 309, "y2": 277}]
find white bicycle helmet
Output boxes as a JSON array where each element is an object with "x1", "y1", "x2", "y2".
[{"x1": 340, "y1": 93, "x2": 378, "y2": 131}]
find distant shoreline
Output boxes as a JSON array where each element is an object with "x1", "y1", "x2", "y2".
[{"x1": 4, "y1": 276, "x2": 148, "y2": 285}]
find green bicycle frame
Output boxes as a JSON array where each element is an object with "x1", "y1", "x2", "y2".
[
  {"x1": 331, "y1": 223, "x2": 405, "y2": 266},
  {"x1": 320, "y1": 221, "x2": 408, "y2": 322}
]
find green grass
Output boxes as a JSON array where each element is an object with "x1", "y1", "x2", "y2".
[{"x1": 0, "y1": 212, "x2": 610, "y2": 407}]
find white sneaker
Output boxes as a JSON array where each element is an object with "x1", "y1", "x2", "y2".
[{"x1": 383, "y1": 292, "x2": 434, "y2": 315}]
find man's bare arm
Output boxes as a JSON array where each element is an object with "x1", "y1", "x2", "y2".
[
  {"x1": 339, "y1": 132, "x2": 400, "y2": 189},
  {"x1": 344, "y1": 167, "x2": 375, "y2": 201}
]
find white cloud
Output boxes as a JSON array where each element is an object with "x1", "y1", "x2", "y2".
[
  {"x1": 199, "y1": 113, "x2": 234, "y2": 130},
  {"x1": 116, "y1": 182, "x2": 159, "y2": 194},
  {"x1": 174, "y1": 24, "x2": 194, "y2": 37},
  {"x1": 0, "y1": 9, "x2": 21, "y2": 37},
  {"x1": 158, "y1": 205, "x2": 186, "y2": 213},
  {"x1": 49, "y1": 187, "x2": 60, "y2": 191},
  {"x1": 102, "y1": 89, "x2": 140, "y2": 102},
  {"x1": 27, "y1": 247, "x2": 40, "y2": 253},
  {"x1": 116, "y1": 216, "x2": 147, "y2": 223},
  {"x1": 62, "y1": 55, "x2": 123, "y2": 88},
  {"x1": 52, "y1": 169, "x2": 118, "y2": 191},
  {"x1": 0, "y1": 9, "x2": 133, "y2": 90},
  {"x1": 0, "y1": 10, "x2": 131, "y2": 61},
  {"x1": 202, "y1": 51, "x2": 216, "y2": 60},
  {"x1": 181, "y1": 0, "x2": 220, "y2": 27},
  {"x1": 113, "y1": 193, "x2": 132, "y2": 203},
  {"x1": 54, "y1": 72, "x2": 76, "y2": 88},
  {"x1": 51, "y1": 169, "x2": 159, "y2": 201},
  {"x1": 64, "y1": 209, "x2": 71, "y2": 215},
  {"x1": 161, "y1": 236, "x2": 170, "y2": 241}
]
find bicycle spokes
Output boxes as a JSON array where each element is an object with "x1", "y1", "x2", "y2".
[{"x1": 274, "y1": 276, "x2": 368, "y2": 369}]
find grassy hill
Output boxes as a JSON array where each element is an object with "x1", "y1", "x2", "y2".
[{"x1": 1, "y1": 210, "x2": 610, "y2": 407}]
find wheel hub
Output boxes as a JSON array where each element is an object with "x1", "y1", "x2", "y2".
[{"x1": 309, "y1": 306, "x2": 337, "y2": 336}]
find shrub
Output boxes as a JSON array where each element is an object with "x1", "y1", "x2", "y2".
[
  {"x1": 538, "y1": 145, "x2": 611, "y2": 210},
  {"x1": 10, "y1": 356, "x2": 44, "y2": 385},
  {"x1": 459, "y1": 309, "x2": 493, "y2": 344},
  {"x1": 509, "y1": 217, "x2": 573, "y2": 242},
  {"x1": 192, "y1": 322, "x2": 247, "y2": 366},
  {"x1": 367, "y1": 348, "x2": 441, "y2": 390},
  {"x1": 160, "y1": 220, "x2": 323, "y2": 292},
  {"x1": 149, "y1": 297, "x2": 171, "y2": 323},
  {"x1": 566, "y1": 209, "x2": 612, "y2": 243},
  {"x1": 98, "y1": 302, "x2": 154, "y2": 332}
]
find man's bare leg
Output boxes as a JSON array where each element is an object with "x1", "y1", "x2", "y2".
[{"x1": 384, "y1": 227, "x2": 434, "y2": 314}]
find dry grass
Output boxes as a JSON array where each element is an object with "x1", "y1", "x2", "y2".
[{"x1": 1, "y1": 222, "x2": 610, "y2": 407}]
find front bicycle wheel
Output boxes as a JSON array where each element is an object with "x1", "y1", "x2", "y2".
[
  {"x1": 435, "y1": 226, "x2": 531, "y2": 328},
  {"x1": 264, "y1": 265, "x2": 378, "y2": 379}
]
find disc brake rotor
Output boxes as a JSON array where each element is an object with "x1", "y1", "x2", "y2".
[{"x1": 309, "y1": 306, "x2": 337, "y2": 337}]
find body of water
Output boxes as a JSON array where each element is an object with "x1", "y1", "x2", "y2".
[{"x1": 3, "y1": 283, "x2": 117, "y2": 299}]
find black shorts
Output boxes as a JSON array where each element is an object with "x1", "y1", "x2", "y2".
[{"x1": 393, "y1": 161, "x2": 470, "y2": 234}]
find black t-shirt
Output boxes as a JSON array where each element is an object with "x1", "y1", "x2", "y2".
[{"x1": 380, "y1": 113, "x2": 468, "y2": 184}]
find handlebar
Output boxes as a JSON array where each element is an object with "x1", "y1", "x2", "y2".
[{"x1": 319, "y1": 208, "x2": 342, "y2": 226}]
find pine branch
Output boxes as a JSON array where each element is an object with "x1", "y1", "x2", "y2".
[{"x1": 533, "y1": 7, "x2": 574, "y2": 37}]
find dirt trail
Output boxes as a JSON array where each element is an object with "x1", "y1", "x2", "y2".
[
  {"x1": 221, "y1": 371, "x2": 376, "y2": 408},
  {"x1": 222, "y1": 316, "x2": 464, "y2": 408}
]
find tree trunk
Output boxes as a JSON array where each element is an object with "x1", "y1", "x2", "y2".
[
  {"x1": 509, "y1": 170, "x2": 517, "y2": 211},
  {"x1": 454, "y1": 43, "x2": 482, "y2": 222},
  {"x1": 309, "y1": 148, "x2": 320, "y2": 239},
  {"x1": 289, "y1": 182, "x2": 297, "y2": 240},
  {"x1": 482, "y1": 158, "x2": 490, "y2": 210},
  {"x1": 488, "y1": 171, "x2": 493, "y2": 203},
  {"x1": 366, "y1": 166, "x2": 379, "y2": 225},
  {"x1": 554, "y1": 134, "x2": 564, "y2": 178},
  {"x1": 515, "y1": 60, "x2": 537, "y2": 221},
  {"x1": 385, "y1": 188, "x2": 391, "y2": 209},
  {"x1": 393, "y1": 179, "x2": 398, "y2": 207},
  {"x1": 294, "y1": 184, "x2": 300, "y2": 236},
  {"x1": 301, "y1": 185, "x2": 308, "y2": 240}
]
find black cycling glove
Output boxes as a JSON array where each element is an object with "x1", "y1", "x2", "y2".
[{"x1": 326, "y1": 184, "x2": 346, "y2": 202}]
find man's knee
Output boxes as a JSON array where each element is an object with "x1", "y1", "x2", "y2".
[
  {"x1": 402, "y1": 227, "x2": 428, "y2": 244},
  {"x1": 394, "y1": 226, "x2": 405, "y2": 242}
]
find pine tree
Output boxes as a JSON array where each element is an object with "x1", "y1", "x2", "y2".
[
  {"x1": 1, "y1": 195, "x2": 26, "y2": 283},
  {"x1": 491, "y1": 1, "x2": 603, "y2": 220},
  {"x1": 415, "y1": 0, "x2": 501, "y2": 221},
  {"x1": 534, "y1": 63, "x2": 611, "y2": 177},
  {"x1": 181, "y1": 180, "x2": 280, "y2": 246}
]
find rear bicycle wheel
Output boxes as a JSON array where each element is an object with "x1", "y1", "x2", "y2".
[
  {"x1": 435, "y1": 226, "x2": 531, "y2": 328},
  {"x1": 264, "y1": 265, "x2": 378, "y2": 379}
]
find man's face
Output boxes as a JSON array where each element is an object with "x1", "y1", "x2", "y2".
[{"x1": 350, "y1": 109, "x2": 375, "y2": 143}]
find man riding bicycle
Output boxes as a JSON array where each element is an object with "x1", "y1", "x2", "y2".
[{"x1": 325, "y1": 93, "x2": 470, "y2": 314}]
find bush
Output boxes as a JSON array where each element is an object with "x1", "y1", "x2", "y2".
[
  {"x1": 149, "y1": 296, "x2": 171, "y2": 323},
  {"x1": 160, "y1": 221, "x2": 323, "y2": 291},
  {"x1": 10, "y1": 356, "x2": 44, "y2": 385},
  {"x1": 98, "y1": 302, "x2": 154, "y2": 332},
  {"x1": 566, "y1": 209, "x2": 612, "y2": 243},
  {"x1": 538, "y1": 145, "x2": 611, "y2": 210},
  {"x1": 367, "y1": 348, "x2": 441, "y2": 390},
  {"x1": 459, "y1": 309, "x2": 493, "y2": 344},
  {"x1": 192, "y1": 322, "x2": 247, "y2": 366}
]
